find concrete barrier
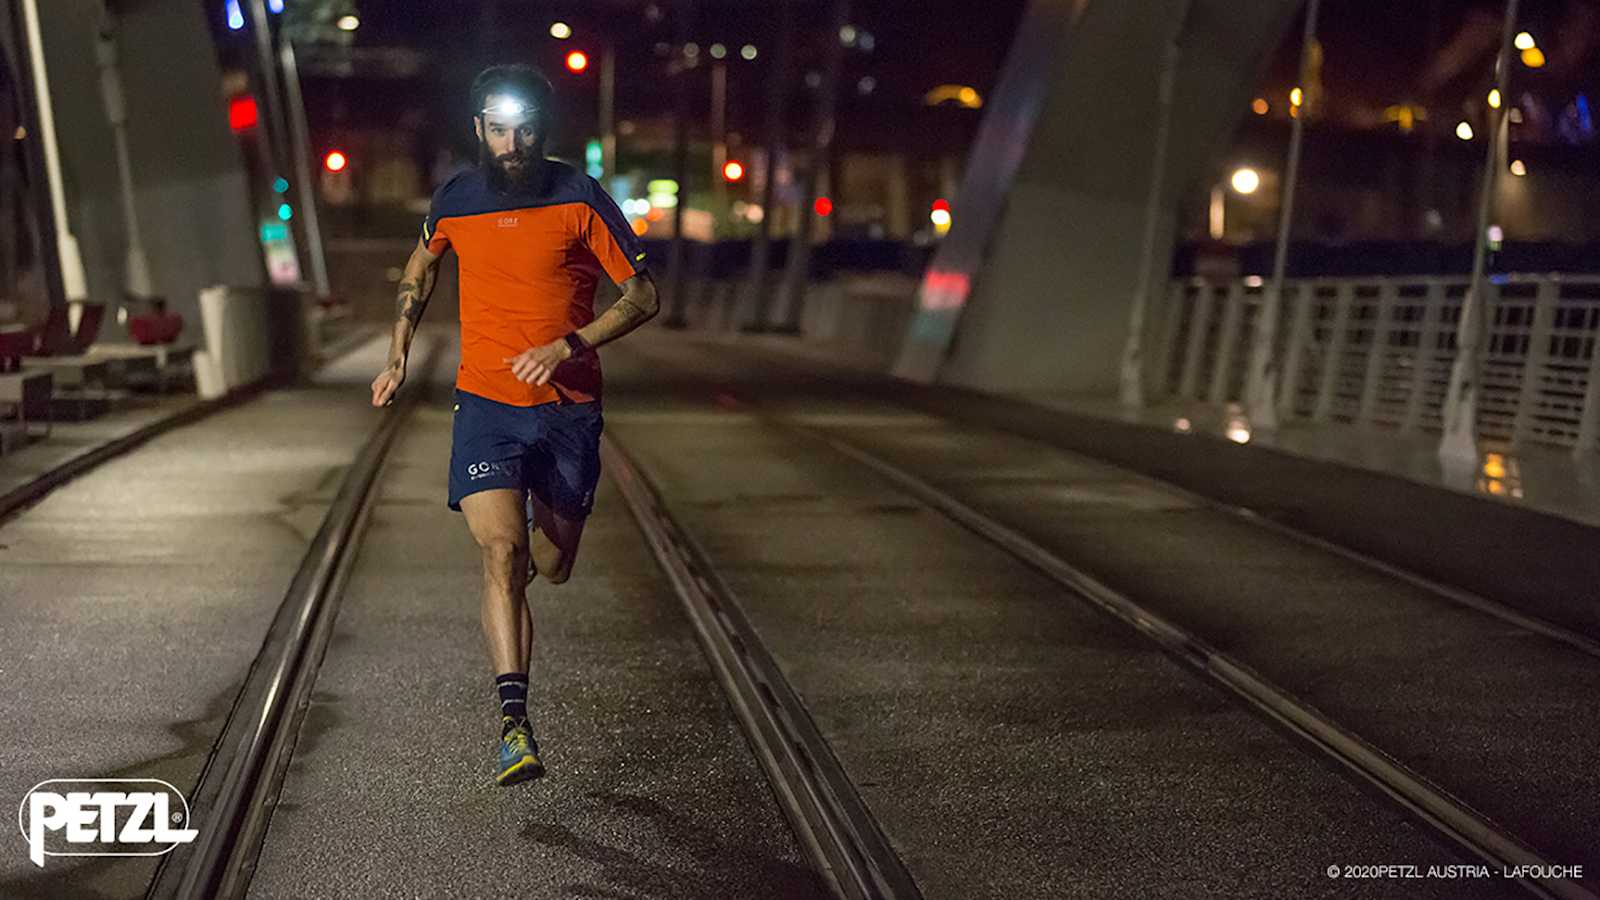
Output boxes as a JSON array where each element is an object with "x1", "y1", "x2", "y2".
[{"x1": 193, "y1": 286, "x2": 310, "y2": 398}]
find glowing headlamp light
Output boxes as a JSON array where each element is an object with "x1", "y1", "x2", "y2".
[{"x1": 481, "y1": 99, "x2": 536, "y2": 118}]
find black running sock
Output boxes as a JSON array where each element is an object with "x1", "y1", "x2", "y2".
[{"x1": 496, "y1": 673, "x2": 529, "y2": 734}]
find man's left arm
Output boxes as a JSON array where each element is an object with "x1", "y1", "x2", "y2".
[{"x1": 505, "y1": 273, "x2": 658, "y2": 386}]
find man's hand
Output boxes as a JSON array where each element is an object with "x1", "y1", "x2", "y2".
[
  {"x1": 504, "y1": 340, "x2": 573, "y2": 386},
  {"x1": 371, "y1": 359, "x2": 406, "y2": 407}
]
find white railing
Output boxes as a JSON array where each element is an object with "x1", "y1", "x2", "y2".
[{"x1": 1158, "y1": 274, "x2": 1600, "y2": 451}]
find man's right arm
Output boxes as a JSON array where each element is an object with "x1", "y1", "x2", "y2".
[{"x1": 371, "y1": 238, "x2": 442, "y2": 407}]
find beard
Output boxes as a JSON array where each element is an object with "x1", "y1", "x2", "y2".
[{"x1": 481, "y1": 139, "x2": 544, "y2": 193}]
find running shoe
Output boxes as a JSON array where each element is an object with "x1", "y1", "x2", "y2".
[{"x1": 497, "y1": 717, "x2": 546, "y2": 786}]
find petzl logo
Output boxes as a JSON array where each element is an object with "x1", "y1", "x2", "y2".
[{"x1": 17, "y1": 779, "x2": 198, "y2": 867}]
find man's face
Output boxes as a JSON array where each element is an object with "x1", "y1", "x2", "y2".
[{"x1": 475, "y1": 92, "x2": 543, "y2": 186}]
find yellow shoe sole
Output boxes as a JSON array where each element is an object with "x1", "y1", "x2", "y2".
[{"x1": 496, "y1": 754, "x2": 546, "y2": 787}]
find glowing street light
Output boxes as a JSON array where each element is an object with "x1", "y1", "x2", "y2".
[
  {"x1": 1456, "y1": 121, "x2": 1475, "y2": 140},
  {"x1": 722, "y1": 160, "x2": 745, "y2": 182},
  {"x1": 324, "y1": 150, "x2": 348, "y2": 173},
  {"x1": 1514, "y1": 31, "x2": 1536, "y2": 51},
  {"x1": 336, "y1": 14, "x2": 359, "y2": 31},
  {"x1": 740, "y1": 44, "x2": 758, "y2": 61},
  {"x1": 1230, "y1": 167, "x2": 1261, "y2": 195},
  {"x1": 1251, "y1": 98, "x2": 1269, "y2": 115},
  {"x1": 1488, "y1": 88, "x2": 1502, "y2": 109},
  {"x1": 565, "y1": 50, "x2": 590, "y2": 73},
  {"x1": 549, "y1": 21, "x2": 571, "y2": 39},
  {"x1": 1510, "y1": 159, "x2": 1528, "y2": 176},
  {"x1": 1521, "y1": 46, "x2": 1546, "y2": 68},
  {"x1": 1289, "y1": 86, "x2": 1304, "y2": 108}
]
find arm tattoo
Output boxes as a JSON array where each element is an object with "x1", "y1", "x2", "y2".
[
  {"x1": 396, "y1": 266, "x2": 437, "y2": 328},
  {"x1": 609, "y1": 295, "x2": 651, "y2": 326}
]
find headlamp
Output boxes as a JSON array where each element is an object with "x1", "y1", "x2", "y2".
[{"x1": 481, "y1": 99, "x2": 535, "y2": 118}]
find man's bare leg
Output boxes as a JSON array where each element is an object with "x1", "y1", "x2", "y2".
[
  {"x1": 528, "y1": 492, "x2": 588, "y2": 584},
  {"x1": 460, "y1": 489, "x2": 530, "y2": 677}
]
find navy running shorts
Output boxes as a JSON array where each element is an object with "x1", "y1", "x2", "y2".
[{"x1": 447, "y1": 389, "x2": 604, "y2": 518}]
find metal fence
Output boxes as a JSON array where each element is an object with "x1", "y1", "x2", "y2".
[{"x1": 1159, "y1": 274, "x2": 1600, "y2": 451}]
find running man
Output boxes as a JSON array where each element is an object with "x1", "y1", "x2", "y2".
[{"x1": 370, "y1": 64, "x2": 658, "y2": 786}]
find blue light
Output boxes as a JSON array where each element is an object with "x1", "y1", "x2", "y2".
[
  {"x1": 267, "y1": 0, "x2": 284, "y2": 12},
  {"x1": 277, "y1": 203, "x2": 294, "y2": 221},
  {"x1": 225, "y1": 0, "x2": 244, "y2": 30},
  {"x1": 273, "y1": 177, "x2": 289, "y2": 193}
]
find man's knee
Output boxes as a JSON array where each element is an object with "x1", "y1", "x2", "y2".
[
  {"x1": 531, "y1": 543, "x2": 573, "y2": 584},
  {"x1": 477, "y1": 534, "x2": 528, "y2": 575}
]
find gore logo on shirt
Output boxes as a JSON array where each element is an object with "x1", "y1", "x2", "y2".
[{"x1": 497, "y1": 216, "x2": 519, "y2": 228}]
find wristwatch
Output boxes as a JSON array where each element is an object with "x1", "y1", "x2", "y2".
[{"x1": 562, "y1": 331, "x2": 590, "y2": 359}]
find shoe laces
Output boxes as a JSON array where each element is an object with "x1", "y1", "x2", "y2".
[{"x1": 504, "y1": 724, "x2": 531, "y2": 754}]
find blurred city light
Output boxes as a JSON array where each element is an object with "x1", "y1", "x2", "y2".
[
  {"x1": 1230, "y1": 167, "x2": 1261, "y2": 195},
  {"x1": 324, "y1": 151, "x2": 348, "y2": 173},
  {"x1": 1289, "y1": 87, "x2": 1303, "y2": 108},
  {"x1": 932, "y1": 199, "x2": 951, "y2": 213},
  {"x1": 631, "y1": 219, "x2": 649, "y2": 236},
  {"x1": 1514, "y1": 31, "x2": 1536, "y2": 51},
  {"x1": 273, "y1": 177, "x2": 289, "y2": 193},
  {"x1": 858, "y1": 76, "x2": 877, "y2": 96},
  {"x1": 227, "y1": 95, "x2": 258, "y2": 132},
  {"x1": 740, "y1": 44, "x2": 758, "y2": 61},
  {"x1": 1251, "y1": 98, "x2": 1269, "y2": 115},
  {"x1": 710, "y1": 43, "x2": 727, "y2": 60},
  {"x1": 1488, "y1": 89, "x2": 1502, "y2": 109},
  {"x1": 336, "y1": 15, "x2": 359, "y2": 32},
  {"x1": 722, "y1": 160, "x2": 745, "y2": 182},
  {"x1": 924, "y1": 85, "x2": 983, "y2": 109},
  {"x1": 930, "y1": 208, "x2": 952, "y2": 235},
  {"x1": 549, "y1": 22, "x2": 571, "y2": 39},
  {"x1": 840, "y1": 25, "x2": 859, "y2": 46},
  {"x1": 565, "y1": 50, "x2": 590, "y2": 73},
  {"x1": 1456, "y1": 121, "x2": 1475, "y2": 140},
  {"x1": 225, "y1": 0, "x2": 244, "y2": 31},
  {"x1": 1488, "y1": 224, "x2": 1504, "y2": 248},
  {"x1": 277, "y1": 203, "x2": 294, "y2": 221},
  {"x1": 1510, "y1": 159, "x2": 1528, "y2": 176},
  {"x1": 814, "y1": 197, "x2": 833, "y2": 217},
  {"x1": 267, "y1": 0, "x2": 283, "y2": 13},
  {"x1": 1521, "y1": 46, "x2": 1546, "y2": 68}
]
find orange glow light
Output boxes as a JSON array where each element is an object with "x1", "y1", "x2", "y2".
[
  {"x1": 324, "y1": 151, "x2": 348, "y2": 172},
  {"x1": 813, "y1": 196, "x2": 833, "y2": 217},
  {"x1": 566, "y1": 50, "x2": 590, "y2": 73},
  {"x1": 722, "y1": 160, "x2": 745, "y2": 182}
]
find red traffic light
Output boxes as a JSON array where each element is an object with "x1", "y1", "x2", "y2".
[
  {"x1": 813, "y1": 196, "x2": 833, "y2": 217},
  {"x1": 722, "y1": 160, "x2": 745, "y2": 182},
  {"x1": 324, "y1": 150, "x2": 348, "y2": 173},
  {"x1": 931, "y1": 198, "x2": 951, "y2": 213},
  {"x1": 565, "y1": 50, "x2": 590, "y2": 73},
  {"x1": 228, "y1": 96, "x2": 259, "y2": 132}
]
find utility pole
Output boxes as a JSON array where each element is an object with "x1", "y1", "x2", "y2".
[
  {"x1": 774, "y1": 0, "x2": 848, "y2": 335},
  {"x1": 94, "y1": 1, "x2": 155, "y2": 312},
  {"x1": 1245, "y1": 0, "x2": 1321, "y2": 429},
  {"x1": 662, "y1": 0, "x2": 696, "y2": 328},
  {"x1": 1439, "y1": 0, "x2": 1520, "y2": 464},
  {"x1": 742, "y1": 0, "x2": 793, "y2": 331},
  {"x1": 1118, "y1": 0, "x2": 1192, "y2": 409},
  {"x1": 19, "y1": 0, "x2": 89, "y2": 304}
]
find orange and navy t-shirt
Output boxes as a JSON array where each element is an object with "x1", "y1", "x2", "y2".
[{"x1": 422, "y1": 161, "x2": 647, "y2": 407}]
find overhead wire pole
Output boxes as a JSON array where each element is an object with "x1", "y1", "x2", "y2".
[
  {"x1": 280, "y1": 40, "x2": 331, "y2": 299},
  {"x1": 1118, "y1": 0, "x2": 1193, "y2": 410},
  {"x1": 18, "y1": 0, "x2": 89, "y2": 304},
  {"x1": 1245, "y1": 0, "x2": 1321, "y2": 430},
  {"x1": 662, "y1": 0, "x2": 696, "y2": 329},
  {"x1": 775, "y1": 0, "x2": 849, "y2": 335},
  {"x1": 1439, "y1": 0, "x2": 1520, "y2": 464},
  {"x1": 600, "y1": 42, "x2": 617, "y2": 179},
  {"x1": 94, "y1": 0, "x2": 156, "y2": 315},
  {"x1": 742, "y1": 0, "x2": 793, "y2": 332}
]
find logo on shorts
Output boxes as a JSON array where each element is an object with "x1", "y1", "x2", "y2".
[{"x1": 18, "y1": 779, "x2": 198, "y2": 867}]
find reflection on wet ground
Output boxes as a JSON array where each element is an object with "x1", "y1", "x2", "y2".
[{"x1": 1029, "y1": 394, "x2": 1596, "y2": 527}]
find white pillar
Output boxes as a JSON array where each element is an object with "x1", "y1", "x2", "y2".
[
  {"x1": 20, "y1": 0, "x2": 89, "y2": 302},
  {"x1": 1439, "y1": 0, "x2": 1519, "y2": 464},
  {"x1": 1246, "y1": 0, "x2": 1322, "y2": 430}
]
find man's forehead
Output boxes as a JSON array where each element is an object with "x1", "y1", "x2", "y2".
[{"x1": 480, "y1": 93, "x2": 537, "y2": 128}]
